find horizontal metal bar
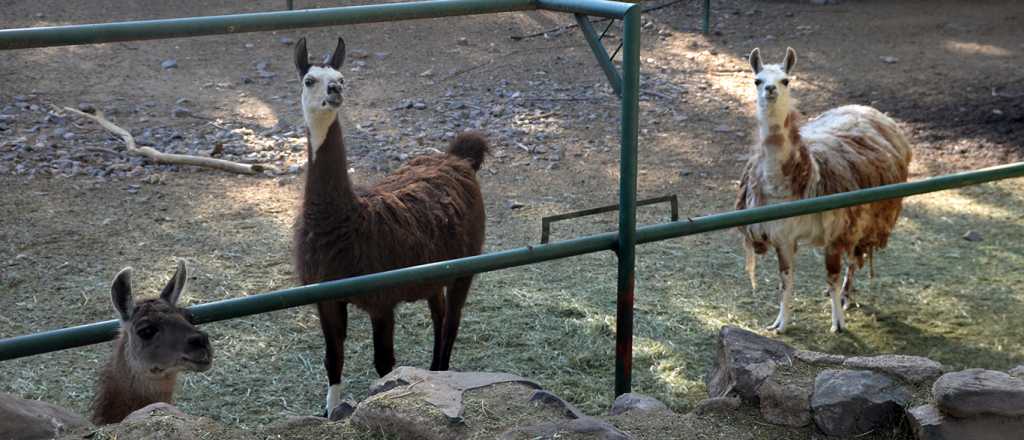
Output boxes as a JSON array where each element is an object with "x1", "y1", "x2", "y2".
[
  {"x1": 0, "y1": 0, "x2": 537, "y2": 50},
  {"x1": 0, "y1": 229, "x2": 618, "y2": 361},
  {"x1": 537, "y1": 0, "x2": 635, "y2": 18},
  {"x1": 541, "y1": 195, "x2": 678, "y2": 244},
  {"x1": 638, "y1": 161, "x2": 1024, "y2": 244},
  {"x1": 3, "y1": 161, "x2": 1023, "y2": 361}
]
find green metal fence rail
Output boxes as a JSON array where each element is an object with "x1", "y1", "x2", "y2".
[
  {"x1": 0, "y1": 0, "x2": 644, "y2": 397},
  {"x1": 1, "y1": 0, "x2": 1022, "y2": 403}
]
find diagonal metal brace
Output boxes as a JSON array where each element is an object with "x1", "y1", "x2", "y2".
[
  {"x1": 541, "y1": 195, "x2": 679, "y2": 244},
  {"x1": 575, "y1": 13, "x2": 623, "y2": 97}
]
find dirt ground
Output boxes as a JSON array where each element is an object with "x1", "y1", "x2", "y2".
[{"x1": 2, "y1": 0, "x2": 1023, "y2": 433}]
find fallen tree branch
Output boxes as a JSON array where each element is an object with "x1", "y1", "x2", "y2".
[
  {"x1": 61, "y1": 106, "x2": 280, "y2": 175},
  {"x1": 510, "y1": 0, "x2": 689, "y2": 41}
]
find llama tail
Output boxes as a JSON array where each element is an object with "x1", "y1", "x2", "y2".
[{"x1": 448, "y1": 131, "x2": 489, "y2": 171}]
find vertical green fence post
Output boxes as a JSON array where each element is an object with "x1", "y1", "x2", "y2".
[
  {"x1": 615, "y1": 3, "x2": 640, "y2": 397},
  {"x1": 703, "y1": 0, "x2": 710, "y2": 34}
]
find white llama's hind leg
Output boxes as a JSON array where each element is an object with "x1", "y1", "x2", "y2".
[
  {"x1": 840, "y1": 264, "x2": 856, "y2": 310},
  {"x1": 767, "y1": 244, "x2": 795, "y2": 332},
  {"x1": 744, "y1": 241, "x2": 758, "y2": 290},
  {"x1": 825, "y1": 249, "x2": 846, "y2": 333}
]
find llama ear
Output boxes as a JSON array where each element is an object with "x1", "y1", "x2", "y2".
[
  {"x1": 327, "y1": 37, "x2": 346, "y2": 70},
  {"x1": 783, "y1": 47, "x2": 797, "y2": 74},
  {"x1": 294, "y1": 37, "x2": 310, "y2": 78},
  {"x1": 749, "y1": 48, "x2": 763, "y2": 74},
  {"x1": 160, "y1": 260, "x2": 188, "y2": 306},
  {"x1": 111, "y1": 267, "x2": 135, "y2": 322}
]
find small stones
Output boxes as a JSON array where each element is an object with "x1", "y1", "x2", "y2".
[
  {"x1": 962, "y1": 230, "x2": 983, "y2": 242},
  {"x1": 77, "y1": 102, "x2": 96, "y2": 113},
  {"x1": 419, "y1": 69, "x2": 434, "y2": 77},
  {"x1": 880, "y1": 56, "x2": 900, "y2": 64},
  {"x1": 456, "y1": 37, "x2": 470, "y2": 46},
  {"x1": 411, "y1": 101, "x2": 427, "y2": 110},
  {"x1": 691, "y1": 396, "x2": 740, "y2": 416},
  {"x1": 161, "y1": 59, "x2": 178, "y2": 69},
  {"x1": 608, "y1": 393, "x2": 669, "y2": 416},
  {"x1": 279, "y1": 36, "x2": 295, "y2": 45},
  {"x1": 171, "y1": 106, "x2": 192, "y2": 118},
  {"x1": 348, "y1": 49, "x2": 369, "y2": 59},
  {"x1": 505, "y1": 200, "x2": 525, "y2": 210}
]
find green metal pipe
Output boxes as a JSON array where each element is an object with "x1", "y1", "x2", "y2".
[
  {"x1": 614, "y1": 4, "x2": 641, "y2": 397},
  {"x1": 0, "y1": 0, "x2": 537, "y2": 50},
  {"x1": 536, "y1": 0, "x2": 633, "y2": 18},
  {"x1": 3, "y1": 161, "x2": 1023, "y2": 361},
  {"x1": 703, "y1": 0, "x2": 711, "y2": 34},
  {"x1": 574, "y1": 13, "x2": 623, "y2": 96},
  {"x1": 638, "y1": 161, "x2": 1024, "y2": 244},
  {"x1": 0, "y1": 231, "x2": 618, "y2": 361}
]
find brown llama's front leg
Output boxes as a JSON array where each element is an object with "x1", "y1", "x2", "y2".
[
  {"x1": 825, "y1": 248, "x2": 845, "y2": 333},
  {"x1": 767, "y1": 242, "x2": 796, "y2": 333},
  {"x1": 370, "y1": 309, "x2": 396, "y2": 377},
  {"x1": 428, "y1": 290, "x2": 446, "y2": 371},
  {"x1": 438, "y1": 276, "x2": 473, "y2": 370},
  {"x1": 841, "y1": 264, "x2": 856, "y2": 310},
  {"x1": 319, "y1": 301, "x2": 348, "y2": 415}
]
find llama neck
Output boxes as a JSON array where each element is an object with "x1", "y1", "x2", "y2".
[
  {"x1": 756, "y1": 105, "x2": 809, "y2": 196},
  {"x1": 92, "y1": 339, "x2": 177, "y2": 424},
  {"x1": 303, "y1": 116, "x2": 358, "y2": 212}
]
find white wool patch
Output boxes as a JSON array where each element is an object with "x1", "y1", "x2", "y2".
[
  {"x1": 301, "y1": 66, "x2": 346, "y2": 159},
  {"x1": 326, "y1": 383, "x2": 344, "y2": 413}
]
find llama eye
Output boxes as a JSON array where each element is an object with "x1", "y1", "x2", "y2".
[
  {"x1": 137, "y1": 326, "x2": 158, "y2": 340},
  {"x1": 304, "y1": 77, "x2": 316, "y2": 87},
  {"x1": 781, "y1": 79, "x2": 790, "y2": 86},
  {"x1": 754, "y1": 79, "x2": 763, "y2": 86}
]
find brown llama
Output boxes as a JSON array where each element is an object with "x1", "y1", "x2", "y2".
[
  {"x1": 736, "y1": 47, "x2": 912, "y2": 334},
  {"x1": 290, "y1": 37, "x2": 488, "y2": 414},
  {"x1": 91, "y1": 261, "x2": 212, "y2": 425}
]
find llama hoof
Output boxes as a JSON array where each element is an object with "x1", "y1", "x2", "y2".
[{"x1": 830, "y1": 323, "x2": 844, "y2": 334}]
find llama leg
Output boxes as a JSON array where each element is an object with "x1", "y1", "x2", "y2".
[
  {"x1": 744, "y1": 239, "x2": 758, "y2": 290},
  {"x1": 841, "y1": 264, "x2": 856, "y2": 310},
  {"x1": 318, "y1": 301, "x2": 348, "y2": 415},
  {"x1": 767, "y1": 243, "x2": 795, "y2": 332},
  {"x1": 825, "y1": 249, "x2": 845, "y2": 333},
  {"x1": 370, "y1": 309, "x2": 397, "y2": 377},
  {"x1": 439, "y1": 276, "x2": 473, "y2": 371},
  {"x1": 428, "y1": 289, "x2": 446, "y2": 371}
]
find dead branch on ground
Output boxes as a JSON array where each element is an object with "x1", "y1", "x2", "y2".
[{"x1": 60, "y1": 106, "x2": 280, "y2": 175}]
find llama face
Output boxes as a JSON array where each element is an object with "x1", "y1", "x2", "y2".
[
  {"x1": 749, "y1": 47, "x2": 797, "y2": 113},
  {"x1": 110, "y1": 263, "x2": 213, "y2": 377},
  {"x1": 294, "y1": 37, "x2": 347, "y2": 157}
]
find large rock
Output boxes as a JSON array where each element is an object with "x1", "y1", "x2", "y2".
[
  {"x1": 80, "y1": 404, "x2": 237, "y2": 440},
  {"x1": 352, "y1": 367, "x2": 549, "y2": 440},
  {"x1": 757, "y1": 376, "x2": 812, "y2": 427},
  {"x1": 691, "y1": 396, "x2": 740, "y2": 416},
  {"x1": 909, "y1": 404, "x2": 1024, "y2": 440},
  {"x1": 705, "y1": 326, "x2": 795, "y2": 404},
  {"x1": 794, "y1": 349, "x2": 845, "y2": 366},
  {"x1": 842, "y1": 354, "x2": 944, "y2": 384},
  {"x1": 933, "y1": 369, "x2": 1024, "y2": 418},
  {"x1": 811, "y1": 369, "x2": 911, "y2": 437},
  {"x1": 608, "y1": 393, "x2": 669, "y2": 416},
  {"x1": 0, "y1": 393, "x2": 90, "y2": 440}
]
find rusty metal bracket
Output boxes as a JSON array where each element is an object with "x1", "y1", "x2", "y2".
[{"x1": 541, "y1": 195, "x2": 679, "y2": 244}]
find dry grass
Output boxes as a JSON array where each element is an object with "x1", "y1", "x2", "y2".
[{"x1": 3, "y1": 178, "x2": 1022, "y2": 432}]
